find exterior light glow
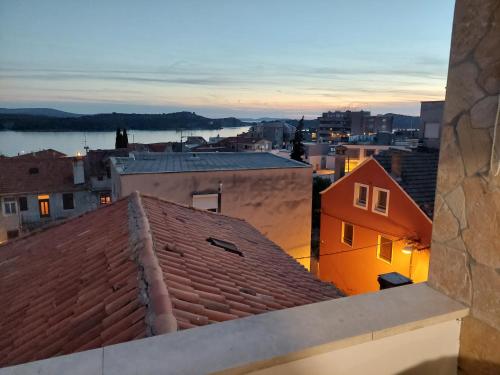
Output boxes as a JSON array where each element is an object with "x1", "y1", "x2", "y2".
[{"x1": 402, "y1": 245, "x2": 414, "y2": 255}]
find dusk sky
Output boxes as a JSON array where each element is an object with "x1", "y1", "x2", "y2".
[{"x1": 0, "y1": 0, "x2": 454, "y2": 118}]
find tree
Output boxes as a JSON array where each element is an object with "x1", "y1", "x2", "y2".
[
  {"x1": 290, "y1": 116, "x2": 305, "y2": 162},
  {"x1": 122, "y1": 128, "x2": 129, "y2": 148},
  {"x1": 115, "y1": 128, "x2": 122, "y2": 149}
]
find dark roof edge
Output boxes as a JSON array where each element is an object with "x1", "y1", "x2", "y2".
[{"x1": 128, "y1": 191, "x2": 178, "y2": 335}]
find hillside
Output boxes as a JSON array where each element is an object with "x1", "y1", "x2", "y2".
[
  {"x1": 0, "y1": 108, "x2": 81, "y2": 118},
  {"x1": 0, "y1": 111, "x2": 247, "y2": 131}
]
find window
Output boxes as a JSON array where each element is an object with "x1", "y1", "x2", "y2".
[
  {"x1": 353, "y1": 183, "x2": 369, "y2": 209},
  {"x1": 3, "y1": 198, "x2": 17, "y2": 215},
  {"x1": 377, "y1": 235, "x2": 393, "y2": 263},
  {"x1": 28, "y1": 167, "x2": 39, "y2": 175},
  {"x1": 341, "y1": 222, "x2": 354, "y2": 246},
  {"x1": 38, "y1": 195, "x2": 50, "y2": 218},
  {"x1": 192, "y1": 194, "x2": 218, "y2": 212},
  {"x1": 19, "y1": 197, "x2": 28, "y2": 211},
  {"x1": 365, "y1": 149, "x2": 375, "y2": 157},
  {"x1": 62, "y1": 193, "x2": 74, "y2": 210},
  {"x1": 372, "y1": 187, "x2": 390, "y2": 215},
  {"x1": 207, "y1": 237, "x2": 243, "y2": 257},
  {"x1": 100, "y1": 193, "x2": 112, "y2": 205}
]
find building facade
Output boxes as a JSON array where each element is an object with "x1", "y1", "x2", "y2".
[
  {"x1": 110, "y1": 152, "x2": 313, "y2": 268},
  {"x1": 319, "y1": 156, "x2": 433, "y2": 295},
  {"x1": 0, "y1": 155, "x2": 104, "y2": 242}
]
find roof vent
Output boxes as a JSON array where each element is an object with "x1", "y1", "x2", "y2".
[
  {"x1": 189, "y1": 153, "x2": 200, "y2": 160},
  {"x1": 29, "y1": 167, "x2": 39, "y2": 175},
  {"x1": 207, "y1": 237, "x2": 243, "y2": 257}
]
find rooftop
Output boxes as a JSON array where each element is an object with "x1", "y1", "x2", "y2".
[
  {"x1": 0, "y1": 157, "x2": 80, "y2": 195},
  {"x1": 374, "y1": 150, "x2": 439, "y2": 218},
  {"x1": 0, "y1": 193, "x2": 341, "y2": 367},
  {"x1": 111, "y1": 152, "x2": 309, "y2": 175}
]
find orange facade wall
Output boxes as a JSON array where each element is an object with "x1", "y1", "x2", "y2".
[{"x1": 319, "y1": 159, "x2": 432, "y2": 295}]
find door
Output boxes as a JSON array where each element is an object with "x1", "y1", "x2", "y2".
[{"x1": 38, "y1": 195, "x2": 50, "y2": 218}]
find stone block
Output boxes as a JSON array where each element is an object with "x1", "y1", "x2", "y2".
[
  {"x1": 462, "y1": 176, "x2": 500, "y2": 268},
  {"x1": 428, "y1": 243, "x2": 472, "y2": 305},
  {"x1": 432, "y1": 195, "x2": 460, "y2": 243},
  {"x1": 457, "y1": 114, "x2": 491, "y2": 176},
  {"x1": 459, "y1": 316, "x2": 500, "y2": 375},
  {"x1": 436, "y1": 125, "x2": 465, "y2": 194},
  {"x1": 471, "y1": 262, "x2": 500, "y2": 330},
  {"x1": 450, "y1": 0, "x2": 497, "y2": 66},
  {"x1": 445, "y1": 185, "x2": 467, "y2": 230},
  {"x1": 470, "y1": 95, "x2": 500, "y2": 129}
]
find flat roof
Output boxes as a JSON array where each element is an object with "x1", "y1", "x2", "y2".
[{"x1": 111, "y1": 152, "x2": 309, "y2": 174}]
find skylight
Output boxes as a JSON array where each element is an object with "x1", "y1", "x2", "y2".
[{"x1": 207, "y1": 237, "x2": 243, "y2": 257}]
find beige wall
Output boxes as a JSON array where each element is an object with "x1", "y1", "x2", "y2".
[
  {"x1": 428, "y1": 0, "x2": 500, "y2": 373},
  {"x1": 116, "y1": 167, "x2": 313, "y2": 268},
  {"x1": 0, "y1": 211, "x2": 19, "y2": 243},
  {"x1": 250, "y1": 320, "x2": 461, "y2": 375}
]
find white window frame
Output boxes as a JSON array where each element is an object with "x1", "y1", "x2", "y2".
[
  {"x1": 2, "y1": 197, "x2": 18, "y2": 216},
  {"x1": 341, "y1": 222, "x2": 354, "y2": 247},
  {"x1": 372, "y1": 187, "x2": 390, "y2": 216},
  {"x1": 353, "y1": 183, "x2": 369, "y2": 210},
  {"x1": 377, "y1": 235, "x2": 393, "y2": 264},
  {"x1": 192, "y1": 193, "x2": 219, "y2": 212}
]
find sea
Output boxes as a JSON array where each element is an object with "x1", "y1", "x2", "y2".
[{"x1": 0, "y1": 127, "x2": 250, "y2": 157}]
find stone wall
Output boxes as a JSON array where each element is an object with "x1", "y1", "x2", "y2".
[{"x1": 428, "y1": 0, "x2": 500, "y2": 373}]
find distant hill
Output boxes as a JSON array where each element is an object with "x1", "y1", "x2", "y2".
[
  {"x1": 0, "y1": 110, "x2": 248, "y2": 132},
  {"x1": 0, "y1": 108, "x2": 81, "y2": 118}
]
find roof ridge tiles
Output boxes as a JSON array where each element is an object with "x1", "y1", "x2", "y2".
[{"x1": 128, "y1": 191, "x2": 178, "y2": 335}]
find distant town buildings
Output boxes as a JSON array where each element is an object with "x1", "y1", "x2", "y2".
[
  {"x1": 109, "y1": 152, "x2": 314, "y2": 268},
  {"x1": 249, "y1": 121, "x2": 295, "y2": 149},
  {"x1": 316, "y1": 110, "x2": 370, "y2": 142},
  {"x1": 319, "y1": 149, "x2": 438, "y2": 295}
]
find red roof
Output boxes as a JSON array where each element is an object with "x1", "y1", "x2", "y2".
[
  {"x1": 0, "y1": 157, "x2": 79, "y2": 195},
  {"x1": 9, "y1": 149, "x2": 67, "y2": 160},
  {"x1": 0, "y1": 193, "x2": 341, "y2": 367}
]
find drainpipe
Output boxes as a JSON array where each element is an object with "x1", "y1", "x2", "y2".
[{"x1": 218, "y1": 182, "x2": 223, "y2": 213}]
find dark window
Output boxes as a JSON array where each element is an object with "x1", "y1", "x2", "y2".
[
  {"x1": 62, "y1": 193, "x2": 74, "y2": 210},
  {"x1": 7, "y1": 230, "x2": 19, "y2": 239},
  {"x1": 365, "y1": 149, "x2": 375, "y2": 157},
  {"x1": 207, "y1": 237, "x2": 243, "y2": 257},
  {"x1": 342, "y1": 222, "x2": 353, "y2": 246},
  {"x1": 378, "y1": 236, "x2": 393, "y2": 263},
  {"x1": 19, "y1": 197, "x2": 28, "y2": 211},
  {"x1": 29, "y1": 167, "x2": 39, "y2": 174},
  {"x1": 358, "y1": 186, "x2": 367, "y2": 205},
  {"x1": 377, "y1": 190, "x2": 388, "y2": 211}
]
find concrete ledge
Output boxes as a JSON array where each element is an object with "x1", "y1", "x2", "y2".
[{"x1": 0, "y1": 283, "x2": 468, "y2": 375}]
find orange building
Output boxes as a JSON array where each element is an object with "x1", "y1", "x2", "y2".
[{"x1": 319, "y1": 150, "x2": 438, "y2": 295}]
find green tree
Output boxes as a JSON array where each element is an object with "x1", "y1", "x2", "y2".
[{"x1": 290, "y1": 116, "x2": 305, "y2": 162}]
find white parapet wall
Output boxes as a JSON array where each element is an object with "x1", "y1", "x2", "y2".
[{"x1": 0, "y1": 283, "x2": 468, "y2": 375}]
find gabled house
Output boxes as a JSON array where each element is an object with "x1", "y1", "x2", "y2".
[
  {"x1": 319, "y1": 150, "x2": 437, "y2": 295},
  {"x1": 0, "y1": 192, "x2": 341, "y2": 367}
]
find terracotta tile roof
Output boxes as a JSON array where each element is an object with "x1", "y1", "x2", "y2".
[
  {"x1": 8, "y1": 149, "x2": 67, "y2": 160},
  {"x1": 0, "y1": 157, "x2": 80, "y2": 195},
  {"x1": 0, "y1": 193, "x2": 341, "y2": 367}
]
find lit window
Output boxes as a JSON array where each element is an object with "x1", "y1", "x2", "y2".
[
  {"x1": 100, "y1": 193, "x2": 112, "y2": 205},
  {"x1": 38, "y1": 195, "x2": 50, "y2": 218},
  {"x1": 372, "y1": 187, "x2": 390, "y2": 215},
  {"x1": 192, "y1": 193, "x2": 218, "y2": 212},
  {"x1": 377, "y1": 235, "x2": 393, "y2": 263},
  {"x1": 62, "y1": 193, "x2": 74, "y2": 210},
  {"x1": 19, "y1": 197, "x2": 28, "y2": 211},
  {"x1": 341, "y1": 222, "x2": 354, "y2": 246},
  {"x1": 3, "y1": 198, "x2": 17, "y2": 215},
  {"x1": 353, "y1": 183, "x2": 369, "y2": 209}
]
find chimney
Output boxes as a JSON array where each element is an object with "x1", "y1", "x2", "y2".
[
  {"x1": 391, "y1": 152, "x2": 402, "y2": 178},
  {"x1": 73, "y1": 158, "x2": 85, "y2": 185}
]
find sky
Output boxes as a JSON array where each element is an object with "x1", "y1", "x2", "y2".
[{"x1": 0, "y1": 0, "x2": 455, "y2": 118}]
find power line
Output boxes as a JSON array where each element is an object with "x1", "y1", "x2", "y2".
[{"x1": 293, "y1": 238, "x2": 405, "y2": 260}]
